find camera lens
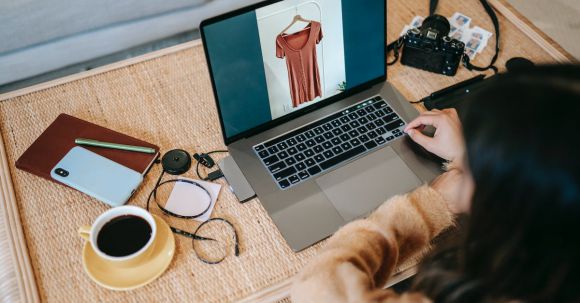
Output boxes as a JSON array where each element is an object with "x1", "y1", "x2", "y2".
[
  {"x1": 421, "y1": 14, "x2": 451, "y2": 37},
  {"x1": 55, "y1": 168, "x2": 69, "y2": 177}
]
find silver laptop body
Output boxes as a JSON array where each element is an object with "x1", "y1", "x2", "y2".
[{"x1": 201, "y1": 0, "x2": 442, "y2": 251}]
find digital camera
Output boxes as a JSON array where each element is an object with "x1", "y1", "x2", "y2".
[{"x1": 401, "y1": 14, "x2": 465, "y2": 76}]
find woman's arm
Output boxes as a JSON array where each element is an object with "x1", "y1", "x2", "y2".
[{"x1": 291, "y1": 185, "x2": 454, "y2": 303}]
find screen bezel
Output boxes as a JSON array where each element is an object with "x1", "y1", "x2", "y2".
[{"x1": 200, "y1": 0, "x2": 387, "y2": 146}]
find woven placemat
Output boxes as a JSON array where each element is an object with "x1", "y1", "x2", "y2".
[{"x1": 0, "y1": 0, "x2": 561, "y2": 302}]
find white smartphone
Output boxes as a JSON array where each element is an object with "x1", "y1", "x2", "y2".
[{"x1": 51, "y1": 146, "x2": 143, "y2": 207}]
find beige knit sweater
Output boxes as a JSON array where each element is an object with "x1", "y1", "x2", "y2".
[{"x1": 291, "y1": 185, "x2": 455, "y2": 303}]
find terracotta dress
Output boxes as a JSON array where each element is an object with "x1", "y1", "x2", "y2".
[{"x1": 276, "y1": 21, "x2": 324, "y2": 108}]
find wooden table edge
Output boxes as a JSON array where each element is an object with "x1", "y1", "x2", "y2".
[{"x1": 0, "y1": 1, "x2": 573, "y2": 302}]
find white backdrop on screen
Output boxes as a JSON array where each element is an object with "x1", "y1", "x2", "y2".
[{"x1": 256, "y1": 0, "x2": 346, "y2": 120}]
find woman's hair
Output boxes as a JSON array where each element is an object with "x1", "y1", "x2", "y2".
[{"x1": 412, "y1": 65, "x2": 580, "y2": 303}]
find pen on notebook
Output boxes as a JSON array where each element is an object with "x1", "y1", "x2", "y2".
[{"x1": 75, "y1": 138, "x2": 156, "y2": 154}]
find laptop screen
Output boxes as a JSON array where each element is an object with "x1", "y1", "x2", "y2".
[{"x1": 202, "y1": 0, "x2": 385, "y2": 144}]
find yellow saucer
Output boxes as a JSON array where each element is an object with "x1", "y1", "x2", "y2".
[{"x1": 82, "y1": 215, "x2": 175, "y2": 291}]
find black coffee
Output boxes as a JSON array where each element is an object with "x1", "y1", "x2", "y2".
[{"x1": 97, "y1": 215, "x2": 152, "y2": 257}]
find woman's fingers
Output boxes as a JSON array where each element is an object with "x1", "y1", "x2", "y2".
[
  {"x1": 404, "y1": 113, "x2": 442, "y2": 132},
  {"x1": 407, "y1": 128, "x2": 434, "y2": 150}
]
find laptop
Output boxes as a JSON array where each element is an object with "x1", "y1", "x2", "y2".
[{"x1": 200, "y1": 0, "x2": 441, "y2": 251}]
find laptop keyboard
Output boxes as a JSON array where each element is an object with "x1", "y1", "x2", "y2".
[{"x1": 253, "y1": 96, "x2": 407, "y2": 190}]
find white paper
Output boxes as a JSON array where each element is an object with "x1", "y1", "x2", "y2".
[{"x1": 164, "y1": 177, "x2": 222, "y2": 222}]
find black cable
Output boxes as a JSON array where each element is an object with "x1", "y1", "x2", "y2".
[
  {"x1": 194, "y1": 150, "x2": 228, "y2": 180},
  {"x1": 462, "y1": 0, "x2": 500, "y2": 73}
]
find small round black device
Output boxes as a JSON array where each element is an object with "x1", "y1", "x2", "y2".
[{"x1": 161, "y1": 149, "x2": 191, "y2": 175}]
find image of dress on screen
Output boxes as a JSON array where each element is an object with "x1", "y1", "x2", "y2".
[{"x1": 276, "y1": 21, "x2": 323, "y2": 108}]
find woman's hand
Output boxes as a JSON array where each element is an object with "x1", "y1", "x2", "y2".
[
  {"x1": 431, "y1": 168, "x2": 474, "y2": 214},
  {"x1": 404, "y1": 109, "x2": 465, "y2": 166}
]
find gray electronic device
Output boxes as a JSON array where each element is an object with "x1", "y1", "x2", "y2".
[
  {"x1": 201, "y1": 0, "x2": 442, "y2": 251},
  {"x1": 51, "y1": 147, "x2": 143, "y2": 207},
  {"x1": 218, "y1": 156, "x2": 256, "y2": 203}
]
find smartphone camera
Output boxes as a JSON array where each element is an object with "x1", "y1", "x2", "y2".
[{"x1": 54, "y1": 168, "x2": 69, "y2": 177}]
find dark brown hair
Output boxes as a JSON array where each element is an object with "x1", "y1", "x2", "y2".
[{"x1": 412, "y1": 65, "x2": 580, "y2": 303}]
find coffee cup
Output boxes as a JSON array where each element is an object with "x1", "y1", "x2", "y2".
[{"x1": 79, "y1": 206, "x2": 157, "y2": 267}]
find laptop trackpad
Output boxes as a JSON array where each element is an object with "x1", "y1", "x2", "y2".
[{"x1": 315, "y1": 146, "x2": 422, "y2": 222}]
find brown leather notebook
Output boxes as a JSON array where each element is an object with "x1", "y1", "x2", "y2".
[{"x1": 16, "y1": 114, "x2": 159, "y2": 184}]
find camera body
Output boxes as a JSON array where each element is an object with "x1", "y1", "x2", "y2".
[{"x1": 401, "y1": 15, "x2": 465, "y2": 76}]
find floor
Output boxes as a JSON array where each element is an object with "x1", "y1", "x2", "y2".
[
  {"x1": 508, "y1": 0, "x2": 580, "y2": 59},
  {"x1": 0, "y1": 2, "x2": 578, "y2": 94}
]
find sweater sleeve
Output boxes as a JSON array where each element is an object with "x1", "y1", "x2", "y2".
[{"x1": 290, "y1": 185, "x2": 454, "y2": 303}]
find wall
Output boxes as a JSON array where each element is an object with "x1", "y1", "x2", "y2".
[{"x1": 256, "y1": 0, "x2": 346, "y2": 120}]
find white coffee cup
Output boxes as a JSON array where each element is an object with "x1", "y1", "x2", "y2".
[{"x1": 78, "y1": 206, "x2": 157, "y2": 267}]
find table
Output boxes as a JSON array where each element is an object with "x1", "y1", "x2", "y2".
[{"x1": 0, "y1": 0, "x2": 573, "y2": 302}]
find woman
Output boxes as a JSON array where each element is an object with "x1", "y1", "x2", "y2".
[{"x1": 291, "y1": 65, "x2": 580, "y2": 303}]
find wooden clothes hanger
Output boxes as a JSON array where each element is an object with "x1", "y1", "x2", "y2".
[{"x1": 279, "y1": 14, "x2": 313, "y2": 36}]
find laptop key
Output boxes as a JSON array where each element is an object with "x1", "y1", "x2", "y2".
[
  {"x1": 277, "y1": 142, "x2": 288, "y2": 150},
  {"x1": 295, "y1": 162, "x2": 307, "y2": 171},
  {"x1": 340, "y1": 124, "x2": 352, "y2": 132},
  {"x1": 375, "y1": 109, "x2": 386, "y2": 117},
  {"x1": 323, "y1": 150, "x2": 334, "y2": 158},
  {"x1": 288, "y1": 147, "x2": 298, "y2": 155},
  {"x1": 339, "y1": 116, "x2": 349, "y2": 124},
  {"x1": 350, "y1": 138, "x2": 361, "y2": 146},
  {"x1": 305, "y1": 158, "x2": 316, "y2": 167},
  {"x1": 349, "y1": 130, "x2": 359, "y2": 137},
  {"x1": 314, "y1": 155, "x2": 325, "y2": 163},
  {"x1": 323, "y1": 132, "x2": 334, "y2": 140},
  {"x1": 263, "y1": 155, "x2": 279, "y2": 166},
  {"x1": 313, "y1": 145, "x2": 324, "y2": 153},
  {"x1": 395, "y1": 132, "x2": 403, "y2": 137},
  {"x1": 367, "y1": 123, "x2": 377, "y2": 130},
  {"x1": 255, "y1": 145, "x2": 265, "y2": 152},
  {"x1": 376, "y1": 137, "x2": 386, "y2": 145},
  {"x1": 332, "y1": 128, "x2": 343, "y2": 136},
  {"x1": 258, "y1": 150, "x2": 269, "y2": 158},
  {"x1": 333, "y1": 119, "x2": 344, "y2": 127},
  {"x1": 365, "y1": 105, "x2": 376, "y2": 113},
  {"x1": 278, "y1": 151, "x2": 289, "y2": 159},
  {"x1": 386, "y1": 136, "x2": 395, "y2": 141},
  {"x1": 278, "y1": 179, "x2": 290, "y2": 189},
  {"x1": 305, "y1": 130, "x2": 315, "y2": 138},
  {"x1": 384, "y1": 107, "x2": 393, "y2": 114},
  {"x1": 269, "y1": 161, "x2": 287, "y2": 174},
  {"x1": 349, "y1": 121, "x2": 361, "y2": 128},
  {"x1": 358, "y1": 117, "x2": 369, "y2": 125},
  {"x1": 375, "y1": 119, "x2": 385, "y2": 126},
  {"x1": 385, "y1": 120, "x2": 405, "y2": 131},
  {"x1": 289, "y1": 175, "x2": 300, "y2": 184},
  {"x1": 364, "y1": 141, "x2": 378, "y2": 149},
  {"x1": 368, "y1": 131, "x2": 378, "y2": 139},
  {"x1": 373, "y1": 101, "x2": 387, "y2": 109},
  {"x1": 341, "y1": 142, "x2": 352, "y2": 150},
  {"x1": 384, "y1": 113, "x2": 399, "y2": 123},
  {"x1": 320, "y1": 145, "x2": 366, "y2": 170},
  {"x1": 360, "y1": 134, "x2": 370, "y2": 142},
  {"x1": 298, "y1": 171, "x2": 310, "y2": 180},
  {"x1": 307, "y1": 165, "x2": 322, "y2": 176},
  {"x1": 348, "y1": 113, "x2": 358, "y2": 120},
  {"x1": 377, "y1": 127, "x2": 387, "y2": 135},
  {"x1": 314, "y1": 127, "x2": 324, "y2": 135},
  {"x1": 322, "y1": 124, "x2": 333, "y2": 131},
  {"x1": 296, "y1": 134, "x2": 306, "y2": 142},
  {"x1": 322, "y1": 142, "x2": 333, "y2": 149},
  {"x1": 274, "y1": 167, "x2": 297, "y2": 181},
  {"x1": 295, "y1": 153, "x2": 306, "y2": 161},
  {"x1": 304, "y1": 149, "x2": 315, "y2": 157},
  {"x1": 267, "y1": 146, "x2": 279, "y2": 154},
  {"x1": 340, "y1": 134, "x2": 350, "y2": 141},
  {"x1": 332, "y1": 146, "x2": 344, "y2": 154},
  {"x1": 306, "y1": 139, "x2": 316, "y2": 147},
  {"x1": 368, "y1": 113, "x2": 378, "y2": 121},
  {"x1": 287, "y1": 138, "x2": 297, "y2": 146},
  {"x1": 314, "y1": 135, "x2": 325, "y2": 144},
  {"x1": 356, "y1": 109, "x2": 366, "y2": 116},
  {"x1": 331, "y1": 138, "x2": 341, "y2": 145},
  {"x1": 286, "y1": 157, "x2": 297, "y2": 166},
  {"x1": 357, "y1": 126, "x2": 368, "y2": 133},
  {"x1": 297, "y1": 143, "x2": 307, "y2": 151}
]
